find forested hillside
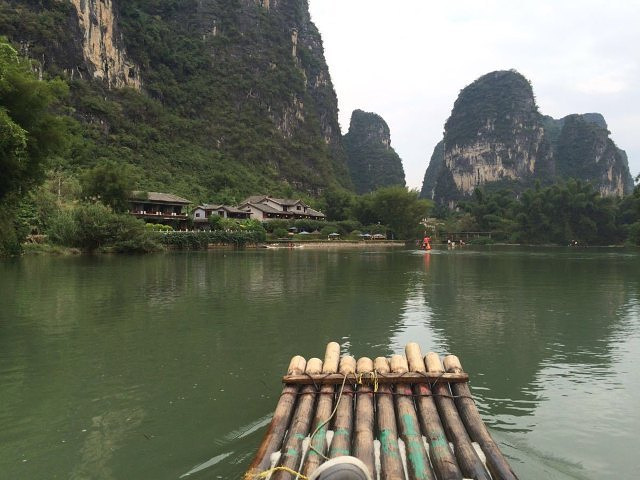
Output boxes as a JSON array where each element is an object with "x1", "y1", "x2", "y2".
[{"x1": 0, "y1": 0, "x2": 351, "y2": 203}]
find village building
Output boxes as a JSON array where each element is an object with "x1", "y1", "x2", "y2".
[
  {"x1": 128, "y1": 191, "x2": 191, "y2": 229},
  {"x1": 238, "y1": 195, "x2": 326, "y2": 222},
  {"x1": 192, "y1": 204, "x2": 251, "y2": 229}
]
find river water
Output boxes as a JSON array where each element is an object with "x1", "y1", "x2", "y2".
[{"x1": 0, "y1": 246, "x2": 638, "y2": 479}]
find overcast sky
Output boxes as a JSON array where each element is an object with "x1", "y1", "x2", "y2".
[{"x1": 308, "y1": 1, "x2": 640, "y2": 190}]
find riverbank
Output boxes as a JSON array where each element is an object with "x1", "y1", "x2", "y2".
[
  {"x1": 260, "y1": 240, "x2": 406, "y2": 249},
  {"x1": 17, "y1": 238, "x2": 407, "y2": 256}
]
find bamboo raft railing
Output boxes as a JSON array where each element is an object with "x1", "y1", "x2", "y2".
[{"x1": 245, "y1": 342, "x2": 518, "y2": 480}]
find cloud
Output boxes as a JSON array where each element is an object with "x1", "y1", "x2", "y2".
[{"x1": 576, "y1": 73, "x2": 630, "y2": 95}]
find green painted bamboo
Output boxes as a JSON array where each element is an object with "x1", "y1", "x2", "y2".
[
  {"x1": 443, "y1": 355, "x2": 519, "y2": 480},
  {"x1": 425, "y1": 353, "x2": 490, "y2": 480},
  {"x1": 405, "y1": 343, "x2": 463, "y2": 480},
  {"x1": 390, "y1": 354, "x2": 435, "y2": 480},
  {"x1": 375, "y1": 356, "x2": 405, "y2": 480}
]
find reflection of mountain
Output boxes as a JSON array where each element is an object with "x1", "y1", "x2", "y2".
[{"x1": 415, "y1": 249, "x2": 638, "y2": 421}]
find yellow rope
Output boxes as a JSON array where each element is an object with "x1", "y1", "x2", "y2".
[
  {"x1": 307, "y1": 373, "x2": 349, "y2": 461},
  {"x1": 356, "y1": 370, "x2": 378, "y2": 392},
  {"x1": 252, "y1": 466, "x2": 309, "y2": 479},
  {"x1": 254, "y1": 371, "x2": 370, "y2": 479}
]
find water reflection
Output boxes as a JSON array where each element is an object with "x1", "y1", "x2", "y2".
[{"x1": 0, "y1": 248, "x2": 638, "y2": 479}]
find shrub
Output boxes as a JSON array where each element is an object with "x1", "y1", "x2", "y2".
[
  {"x1": 272, "y1": 228, "x2": 288, "y2": 238},
  {"x1": 47, "y1": 202, "x2": 162, "y2": 252}
]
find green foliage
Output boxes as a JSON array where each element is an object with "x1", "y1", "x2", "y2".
[
  {"x1": 322, "y1": 187, "x2": 354, "y2": 221},
  {"x1": 158, "y1": 230, "x2": 264, "y2": 249},
  {"x1": 0, "y1": 39, "x2": 68, "y2": 200},
  {"x1": 0, "y1": 37, "x2": 68, "y2": 254},
  {"x1": 146, "y1": 223, "x2": 173, "y2": 232},
  {"x1": 272, "y1": 228, "x2": 288, "y2": 239},
  {"x1": 0, "y1": 1, "x2": 353, "y2": 208},
  {"x1": 455, "y1": 180, "x2": 624, "y2": 245},
  {"x1": 47, "y1": 202, "x2": 161, "y2": 252},
  {"x1": 352, "y1": 186, "x2": 432, "y2": 239},
  {"x1": 81, "y1": 159, "x2": 137, "y2": 213},
  {"x1": 208, "y1": 214, "x2": 223, "y2": 230},
  {"x1": 46, "y1": 208, "x2": 77, "y2": 246}
]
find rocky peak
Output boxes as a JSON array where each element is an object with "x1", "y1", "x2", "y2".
[
  {"x1": 343, "y1": 110, "x2": 405, "y2": 194},
  {"x1": 421, "y1": 70, "x2": 633, "y2": 204}
]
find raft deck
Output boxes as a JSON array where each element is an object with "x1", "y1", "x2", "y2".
[{"x1": 245, "y1": 342, "x2": 518, "y2": 480}]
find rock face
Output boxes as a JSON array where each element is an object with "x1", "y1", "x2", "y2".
[
  {"x1": 421, "y1": 70, "x2": 633, "y2": 204},
  {"x1": 343, "y1": 110, "x2": 406, "y2": 194},
  {"x1": 70, "y1": 0, "x2": 140, "y2": 89},
  {"x1": 0, "y1": 0, "x2": 351, "y2": 197}
]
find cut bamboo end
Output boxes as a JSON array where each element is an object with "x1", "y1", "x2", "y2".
[
  {"x1": 406, "y1": 343, "x2": 426, "y2": 372},
  {"x1": 306, "y1": 357, "x2": 323, "y2": 374},
  {"x1": 356, "y1": 357, "x2": 374, "y2": 373},
  {"x1": 339, "y1": 355, "x2": 356, "y2": 375},
  {"x1": 322, "y1": 342, "x2": 341, "y2": 374},
  {"x1": 443, "y1": 355, "x2": 463, "y2": 373},
  {"x1": 390, "y1": 354, "x2": 408, "y2": 374},
  {"x1": 374, "y1": 356, "x2": 390, "y2": 374},
  {"x1": 247, "y1": 343, "x2": 517, "y2": 480},
  {"x1": 287, "y1": 355, "x2": 306, "y2": 375},
  {"x1": 425, "y1": 352, "x2": 444, "y2": 373}
]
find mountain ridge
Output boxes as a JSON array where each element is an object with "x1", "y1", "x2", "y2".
[
  {"x1": 0, "y1": 0, "x2": 352, "y2": 202},
  {"x1": 421, "y1": 70, "x2": 633, "y2": 204}
]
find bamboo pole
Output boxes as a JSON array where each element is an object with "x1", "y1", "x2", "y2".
[
  {"x1": 244, "y1": 355, "x2": 306, "y2": 479},
  {"x1": 374, "y1": 356, "x2": 405, "y2": 480},
  {"x1": 282, "y1": 372, "x2": 468, "y2": 385},
  {"x1": 302, "y1": 342, "x2": 341, "y2": 476},
  {"x1": 443, "y1": 355, "x2": 519, "y2": 480},
  {"x1": 425, "y1": 353, "x2": 491, "y2": 480},
  {"x1": 328, "y1": 355, "x2": 356, "y2": 459},
  {"x1": 272, "y1": 357, "x2": 323, "y2": 480},
  {"x1": 405, "y1": 344, "x2": 463, "y2": 480},
  {"x1": 390, "y1": 354, "x2": 435, "y2": 480},
  {"x1": 353, "y1": 357, "x2": 377, "y2": 479}
]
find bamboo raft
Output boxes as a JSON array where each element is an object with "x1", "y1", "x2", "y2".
[{"x1": 245, "y1": 342, "x2": 518, "y2": 480}]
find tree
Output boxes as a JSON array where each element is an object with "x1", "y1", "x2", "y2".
[
  {"x1": 0, "y1": 39, "x2": 68, "y2": 254},
  {"x1": 0, "y1": 40, "x2": 67, "y2": 200},
  {"x1": 353, "y1": 186, "x2": 431, "y2": 239},
  {"x1": 81, "y1": 159, "x2": 137, "y2": 213},
  {"x1": 322, "y1": 187, "x2": 354, "y2": 221}
]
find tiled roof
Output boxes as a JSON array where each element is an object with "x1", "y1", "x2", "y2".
[
  {"x1": 241, "y1": 202, "x2": 293, "y2": 215},
  {"x1": 306, "y1": 208, "x2": 326, "y2": 218},
  {"x1": 242, "y1": 195, "x2": 269, "y2": 204},
  {"x1": 241, "y1": 195, "x2": 307, "y2": 208},
  {"x1": 131, "y1": 191, "x2": 191, "y2": 204},
  {"x1": 199, "y1": 204, "x2": 250, "y2": 214}
]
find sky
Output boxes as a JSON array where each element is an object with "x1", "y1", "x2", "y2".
[{"x1": 308, "y1": 0, "x2": 640, "y2": 190}]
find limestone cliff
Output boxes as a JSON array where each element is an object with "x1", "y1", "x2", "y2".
[
  {"x1": 0, "y1": 0, "x2": 351, "y2": 198},
  {"x1": 420, "y1": 140, "x2": 444, "y2": 200},
  {"x1": 343, "y1": 110, "x2": 406, "y2": 194},
  {"x1": 70, "y1": 0, "x2": 140, "y2": 89},
  {"x1": 421, "y1": 70, "x2": 633, "y2": 204}
]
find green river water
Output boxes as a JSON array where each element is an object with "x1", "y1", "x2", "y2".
[{"x1": 1, "y1": 246, "x2": 639, "y2": 479}]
